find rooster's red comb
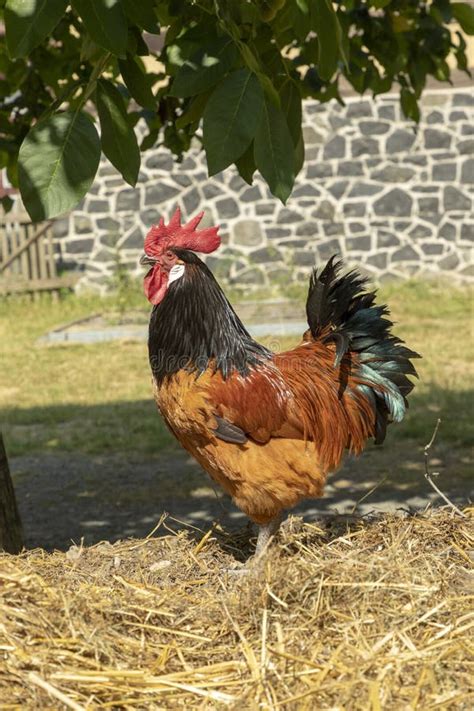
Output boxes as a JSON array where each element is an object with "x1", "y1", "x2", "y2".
[{"x1": 144, "y1": 207, "x2": 220, "y2": 257}]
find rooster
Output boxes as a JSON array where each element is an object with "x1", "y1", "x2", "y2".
[{"x1": 141, "y1": 208, "x2": 420, "y2": 557}]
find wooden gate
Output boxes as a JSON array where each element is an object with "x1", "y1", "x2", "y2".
[{"x1": 0, "y1": 211, "x2": 77, "y2": 295}]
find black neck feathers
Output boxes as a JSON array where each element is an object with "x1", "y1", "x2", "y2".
[{"x1": 148, "y1": 250, "x2": 270, "y2": 383}]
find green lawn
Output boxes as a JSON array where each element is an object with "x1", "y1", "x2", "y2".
[{"x1": 0, "y1": 280, "x2": 472, "y2": 479}]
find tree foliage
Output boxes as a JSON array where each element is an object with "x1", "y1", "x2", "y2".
[{"x1": 0, "y1": 0, "x2": 472, "y2": 220}]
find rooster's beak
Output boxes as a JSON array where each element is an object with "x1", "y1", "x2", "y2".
[{"x1": 140, "y1": 253, "x2": 157, "y2": 267}]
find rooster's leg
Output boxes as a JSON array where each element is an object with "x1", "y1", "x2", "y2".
[{"x1": 254, "y1": 515, "x2": 282, "y2": 557}]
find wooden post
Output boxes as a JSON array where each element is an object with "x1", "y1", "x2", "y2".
[{"x1": 0, "y1": 433, "x2": 23, "y2": 553}]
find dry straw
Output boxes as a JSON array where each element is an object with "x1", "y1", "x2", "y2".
[{"x1": 1, "y1": 507, "x2": 472, "y2": 709}]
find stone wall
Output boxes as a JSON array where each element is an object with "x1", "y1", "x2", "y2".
[{"x1": 53, "y1": 87, "x2": 474, "y2": 291}]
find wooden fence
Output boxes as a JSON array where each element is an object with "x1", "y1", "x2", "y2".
[{"x1": 0, "y1": 211, "x2": 77, "y2": 296}]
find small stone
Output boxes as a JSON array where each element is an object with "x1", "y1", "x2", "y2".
[
  {"x1": 293, "y1": 251, "x2": 317, "y2": 266},
  {"x1": 349, "y1": 222, "x2": 364, "y2": 233},
  {"x1": 116, "y1": 189, "x2": 140, "y2": 212},
  {"x1": 347, "y1": 101, "x2": 372, "y2": 118},
  {"x1": 146, "y1": 153, "x2": 173, "y2": 171},
  {"x1": 52, "y1": 217, "x2": 70, "y2": 239},
  {"x1": 433, "y1": 163, "x2": 457, "y2": 181},
  {"x1": 89, "y1": 199, "x2": 108, "y2": 213},
  {"x1": 323, "y1": 222, "x2": 344, "y2": 236},
  {"x1": 378, "y1": 105, "x2": 396, "y2": 120},
  {"x1": 327, "y1": 180, "x2": 349, "y2": 199},
  {"x1": 277, "y1": 208, "x2": 303, "y2": 224},
  {"x1": 347, "y1": 235, "x2": 371, "y2": 251},
  {"x1": 386, "y1": 129, "x2": 416, "y2": 153},
  {"x1": 426, "y1": 110, "x2": 443, "y2": 124},
  {"x1": 418, "y1": 197, "x2": 439, "y2": 214},
  {"x1": 323, "y1": 135, "x2": 346, "y2": 160},
  {"x1": 216, "y1": 197, "x2": 239, "y2": 219},
  {"x1": 236, "y1": 267, "x2": 265, "y2": 285},
  {"x1": 352, "y1": 137, "x2": 379, "y2": 157},
  {"x1": 312, "y1": 201, "x2": 335, "y2": 220},
  {"x1": 339, "y1": 161, "x2": 364, "y2": 176},
  {"x1": 424, "y1": 129, "x2": 451, "y2": 150},
  {"x1": 317, "y1": 239, "x2": 341, "y2": 260},
  {"x1": 460, "y1": 224, "x2": 473, "y2": 242},
  {"x1": 279, "y1": 238, "x2": 309, "y2": 248},
  {"x1": 409, "y1": 224, "x2": 432, "y2": 239},
  {"x1": 180, "y1": 156, "x2": 196, "y2": 171},
  {"x1": 374, "y1": 188, "x2": 413, "y2": 216},
  {"x1": 343, "y1": 203, "x2": 366, "y2": 217},
  {"x1": 295, "y1": 222, "x2": 319, "y2": 237},
  {"x1": 233, "y1": 220, "x2": 263, "y2": 247},
  {"x1": 461, "y1": 124, "x2": 474, "y2": 136},
  {"x1": 359, "y1": 120, "x2": 389, "y2": 135},
  {"x1": 453, "y1": 93, "x2": 474, "y2": 107},
  {"x1": 371, "y1": 165, "x2": 415, "y2": 182},
  {"x1": 140, "y1": 209, "x2": 160, "y2": 225},
  {"x1": 293, "y1": 184, "x2": 321, "y2": 198},
  {"x1": 266, "y1": 228, "x2": 291, "y2": 239},
  {"x1": 392, "y1": 245, "x2": 418, "y2": 262},
  {"x1": 347, "y1": 183, "x2": 383, "y2": 198},
  {"x1": 92, "y1": 248, "x2": 114, "y2": 263},
  {"x1": 175, "y1": 174, "x2": 192, "y2": 188},
  {"x1": 366, "y1": 252, "x2": 388, "y2": 269},
  {"x1": 74, "y1": 216, "x2": 93, "y2": 234},
  {"x1": 97, "y1": 217, "x2": 119, "y2": 232},
  {"x1": 268, "y1": 267, "x2": 292, "y2": 282},
  {"x1": 66, "y1": 238, "x2": 95, "y2": 254},
  {"x1": 303, "y1": 126, "x2": 324, "y2": 145},
  {"x1": 202, "y1": 184, "x2": 221, "y2": 199},
  {"x1": 182, "y1": 187, "x2": 201, "y2": 214},
  {"x1": 438, "y1": 253, "x2": 460, "y2": 269},
  {"x1": 405, "y1": 155, "x2": 427, "y2": 166},
  {"x1": 450, "y1": 111, "x2": 467, "y2": 121},
  {"x1": 377, "y1": 231, "x2": 400, "y2": 248},
  {"x1": 145, "y1": 183, "x2": 179, "y2": 206},
  {"x1": 421, "y1": 243, "x2": 444, "y2": 255},
  {"x1": 307, "y1": 163, "x2": 333, "y2": 178},
  {"x1": 251, "y1": 246, "x2": 282, "y2": 263},
  {"x1": 241, "y1": 186, "x2": 262, "y2": 202},
  {"x1": 461, "y1": 158, "x2": 474, "y2": 184},
  {"x1": 256, "y1": 203, "x2": 275, "y2": 215},
  {"x1": 444, "y1": 186, "x2": 471, "y2": 211},
  {"x1": 120, "y1": 227, "x2": 143, "y2": 249}
]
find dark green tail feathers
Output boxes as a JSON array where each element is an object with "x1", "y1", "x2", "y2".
[{"x1": 306, "y1": 256, "x2": 421, "y2": 443}]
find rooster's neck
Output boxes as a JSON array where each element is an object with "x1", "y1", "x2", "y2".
[{"x1": 148, "y1": 251, "x2": 270, "y2": 383}]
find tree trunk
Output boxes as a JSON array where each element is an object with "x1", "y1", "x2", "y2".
[{"x1": 0, "y1": 432, "x2": 23, "y2": 553}]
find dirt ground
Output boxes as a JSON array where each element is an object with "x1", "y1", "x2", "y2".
[{"x1": 11, "y1": 438, "x2": 472, "y2": 551}]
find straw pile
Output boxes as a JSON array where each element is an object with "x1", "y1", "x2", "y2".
[{"x1": 1, "y1": 508, "x2": 472, "y2": 710}]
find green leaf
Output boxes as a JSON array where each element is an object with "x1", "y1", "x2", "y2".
[
  {"x1": 203, "y1": 68, "x2": 264, "y2": 176},
  {"x1": 400, "y1": 87, "x2": 420, "y2": 122},
  {"x1": 176, "y1": 91, "x2": 211, "y2": 129},
  {"x1": 452, "y1": 2, "x2": 474, "y2": 34},
  {"x1": 311, "y1": 0, "x2": 346, "y2": 80},
  {"x1": 235, "y1": 142, "x2": 256, "y2": 185},
  {"x1": 72, "y1": 0, "x2": 128, "y2": 56},
  {"x1": 96, "y1": 79, "x2": 140, "y2": 186},
  {"x1": 170, "y1": 38, "x2": 239, "y2": 98},
  {"x1": 18, "y1": 110, "x2": 101, "y2": 222},
  {"x1": 5, "y1": 0, "x2": 67, "y2": 58},
  {"x1": 254, "y1": 96, "x2": 295, "y2": 203},
  {"x1": 122, "y1": 0, "x2": 159, "y2": 33},
  {"x1": 119, "y1": 55, "x2": 156, "y2": 109}
]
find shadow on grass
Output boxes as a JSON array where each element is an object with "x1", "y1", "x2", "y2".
[{"x1": 2, "y1": 386, "x2": 472, "y2": 551}]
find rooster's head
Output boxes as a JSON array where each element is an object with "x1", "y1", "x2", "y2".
[{"x1": 140, "y1": 207, "x2": 221, "y2": 304}]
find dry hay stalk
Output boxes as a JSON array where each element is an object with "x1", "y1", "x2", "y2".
[{"x1": 0, "y1": 508, "x2": 473, "y2": 710}]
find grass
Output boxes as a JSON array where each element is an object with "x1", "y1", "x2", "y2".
[{"x1": 0, "y1": 278, "x2": 473, "y2": 470}]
